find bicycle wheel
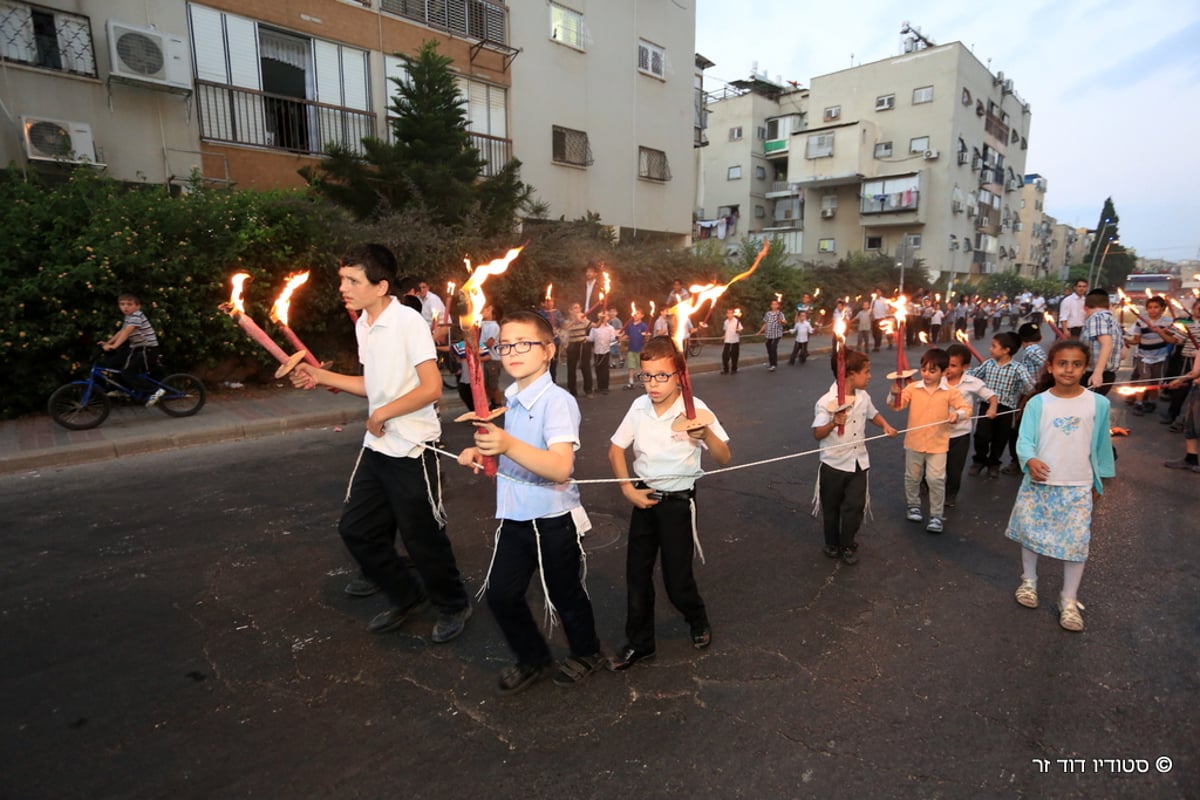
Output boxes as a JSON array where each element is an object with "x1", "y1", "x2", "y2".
[
  {"x1": 687, "y1": 340, "x2": 703, "y2": 358},
  {"x1": 157, "y1": 374, "x2": 207, "y2": 417},
  {"x1": 48, "y1": 382, "x2": 111, "y2": 430}
]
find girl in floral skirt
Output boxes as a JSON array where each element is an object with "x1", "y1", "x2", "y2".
[{"x1": 1005, "y1": 340, "x2": 1115, "y2": 631}]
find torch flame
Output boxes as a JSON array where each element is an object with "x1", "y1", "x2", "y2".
[
  {"x1": 602, "y1": 270, "x2": 611, "y2": 296},
  {"x1": 459, "y1": 247, "x2": 523, "y2": 330},
  {"x1": 1045, "y1": 311, "x2": 1056, "y2": 324},
  {"x1": 545, "y1": 283, "x2": 553, "y2": 301},
  {"x1": 630, "y1": 301, "x2": 637, "y2": 316},
  {"x1": 813, "y1": 288, "x2": 821, "y2": 298},
  {"x1": 955, "y1": 329, "x2": 969, "y2": 344},
  {"x1": 918, "y1": 331, "x2": 929, "y2": 344},
  {"x1": 650, "y1": 301, "x2": 656, "y2": 317},
  {"x1": 229, "y1": 272, "x2": 250, "y2": 315},
  {"x1": 774, "y1": 292, "x2": 783, "y2": 303},
  {"x1": 663, "y1": 240, "x2": 771, "y2": 350},
  {"x1": 734, "y1": 308, "x2": 742, "y2": 318},
  {"x1": 270, "y1": 271, "x2": 311, "y2": 327},
  {"x1": 833, "y1": 317, "x2": 846, "y2": 339},
  {"x1": 1114, "y1": 386, "x2": 1140, "y2": 397},
  {"x1": 879, "y1": 319, "x2": 896, "y2": 336},
  {"x1": 892, "y1": 295, "x2": 909, "y2": 325}
]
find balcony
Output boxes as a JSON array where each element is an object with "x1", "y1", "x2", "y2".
[
  {"x1": 470, "y1": 131, "x2": 513, "y2": 177},
  {"x1": 381, "y1": 0, "x2": 508, "y2": 45},
  {"x1": 792, "y1": 121, "x2": 879, "y2": 189},
  {"x1": 765, "y1": 180, "x2": 802, "y2": 199},
  {"x1": 196, "y1": 81, "x2": 375, "y2": 155},
  {"x1": 763, "y1": 138, "x2": 789, "y2": 157}
]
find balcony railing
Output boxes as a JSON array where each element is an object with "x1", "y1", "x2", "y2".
[
  {"x1": 381, "y1": 0, "x2": 508, "y2": 45},
  {"x1": 196, "y1": 81, "x2": 375, "y2": 155},
  {"x1": 860, "y1": 190, "x2": 920, "y2": 214},
  {"x1": 470, "y1": 131, "x2": 513, "y2": 177}
]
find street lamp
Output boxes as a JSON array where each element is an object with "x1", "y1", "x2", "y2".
[{"x1": 1086, "y1": 219, "x2": 1113, "y2": 287}]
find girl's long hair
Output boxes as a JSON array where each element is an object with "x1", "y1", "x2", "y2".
[{"x1": 1033, "y1": 339, "x2": 1090, "y2": 395}]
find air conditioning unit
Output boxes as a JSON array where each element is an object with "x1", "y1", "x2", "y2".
[
  {"x1": 952, "y1": 200, "x2": 963, "y2": 213},
  {"x1": 820, "y1": 208, "x2": 835, "y2": 219},
  {"x1": 1013, "y1": 221, "x2": 1023, "y2": 232},
  {"x1": 957, "y1": 151, "x2": 968, "y2": 165},
  {"x1": 1002, "y1": 79, "x2": 1014, "y2": 94},
  {"x1": 21, "y1": 116, "x2": 100, "y2": 164},
  {"x1": 1006, "y1": 179, "x2": 1021, "y2": 192},
  {"x1": 966, "y1": 205, "x2": 977, "y2": 217},
  {"x1": 923, "y1": 149, "x2": 939, "y2": 160},
  {"x1": 962, "y1": 240, "x2": 973, "y2": 252},
  {"x1": 107, "y1": 20, "x2": 191, "y2": 90}
]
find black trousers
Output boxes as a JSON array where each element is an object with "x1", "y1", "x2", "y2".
[
  {"x1": 593, "y1": 353, "x2": 610, "y2": 392},
  {"x1": 721, "y1": 342, "x2": 740, "y2": 372},
  {"x1": 765, "y1": 336, "x2": 781, "y2": 367},
  {"x1": 945, "y1": 433, "x2": 970, "y2": 498},
  {"x1": 818, "y1": 463, "x2": 867, "y2": 549},
  {"x1": 486, "y1": 514, "x2": 599, "y2": 667},
  {"x1": 972, "y1": 402, "x2": 1014, "y2": 467},
  {"x1": 339, "y1": 448, "x2": 469, "y2": 613},
  {"x1": 565, "y1": 340, "x2": 593, "y2": 396},
  {"x1": 789, "y1": 340, "x2": 809, "y2": 364},
  {"x1": 872, "y1": 320, "x2": 884, "y2": 349},
  {"x1": 625, "y1": 496, "x2": 707, "y2": 651}
]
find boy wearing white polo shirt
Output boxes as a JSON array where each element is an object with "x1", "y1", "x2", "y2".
[
  {"x1": 607, "y1": 336, "x2": 731, "y2": 670},
  {"x1": 290, "y1": 244, "x2": 472, "y2": 642}
]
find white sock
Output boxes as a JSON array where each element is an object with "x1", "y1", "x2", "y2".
[
  {"x1": 1062, "y1": 561, "x2": 1085, "y2": 601},
  {"x1": 1021, "y1": 547, "x2": 1038, "y2": 582}
]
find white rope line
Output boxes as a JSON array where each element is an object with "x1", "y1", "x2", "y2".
[{"x1": 427, "y1": 373, "x2": 1175, "y2": 488}]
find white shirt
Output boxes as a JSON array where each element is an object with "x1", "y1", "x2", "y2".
[
  {"x1": 722, "y1": 317, "x2": 742, "y2": 343},
  {"x1": 793, "y1": 321, "x2": 814, "y2": 342},
  {"x1": 1033, "y1": 391, "x2": 1095, "y2": 486},
  {"x1": 611, "y1": 393, "x2": 729, "y2": 492},
  {"x1": 356, "y1": 297, "x2": 441, "y2": 457},
  {"x1": 942, "y1": 373, "x2": 996, "y2": 437},
  {"x1": 871, "y1": 297, "x2": 890, "y2": 319},
  {"x1": 1059, "y1": 292, "x2": 1087, "y2": 329},
  {"x1": 813, "y1": 382, "x2": 880, "y2": 471},
  {"x1": 421, "y1": 292, "x2": 446, "y2": 326},
  {"x1": 588, "y1": 322, "x2": 617, "y2": 353}
]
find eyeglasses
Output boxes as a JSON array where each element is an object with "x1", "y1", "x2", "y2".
[
  {"x1": 636, "y1": 371, "x2": 679, "y2": 383},
  {"x1": 492, "y1": 341, "x2": 548, "y2": 356}
]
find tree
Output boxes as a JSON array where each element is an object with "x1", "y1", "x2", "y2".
[
  {"x1": 301, "y1": 40, "x2": 532, "y2": 235},
  {"x1": 1082, "y1": 197, "x2": 1125, "y2": 284}
]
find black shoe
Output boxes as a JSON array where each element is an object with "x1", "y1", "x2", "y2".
[
  {"x1": 553, "y1": 653, "x2": 602, "y2": 686},
  {"x1": 367, "y1": 597, "x2": 429, "y2": 634},
  {"x1": 690, "y1": 622, "x2": 712, "y2": 650},
  {"x1": 841, "y1": 545, "x2": 859, "y2": 565},
  {"x1": 431, "y1": 604, "x2": 472, "y2": 643},
  {"x1": 607, "y1": 645, "x2": 656, "y2": 671},
  {"x1": 823, "y1": 545, "x2": 842, "y2": 559},
  {"x1": 497, "y1": 662, "x2": 547, "y2": 696},
  {"x1": 343, "y1": 574, "x2": 380, "y2": 597}
]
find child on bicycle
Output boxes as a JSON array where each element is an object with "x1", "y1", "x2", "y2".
[{"x1": 100, "y1": 293, "x2": 162, "y2": 404}]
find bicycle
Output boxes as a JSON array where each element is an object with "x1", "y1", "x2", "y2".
[
  {"x1": 686, "y1": 338, "x2": 704, "y2": 358},
  {"x1": 48, "y1": 349, "x2": 206, "y2": 430}
]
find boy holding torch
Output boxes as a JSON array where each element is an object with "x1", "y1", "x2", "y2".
[{"x1": 289, "y1": 244, "x2": 472, "y2": 642}]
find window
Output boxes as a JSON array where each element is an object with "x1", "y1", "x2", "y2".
[
  {"x1": 860, "y1": 174, "x2": 920, "y2": 214},
  {"x1": 726, "y1": 165, "x2": 742, "y2": 180},
  {"x1": 823, "y1": 105, "x2": 841, "y2": 122},
  {"x1": 875, "y1": 94, "x2": 895, "y2": 111},
  {"x1": 806, "y1": 133, "x2": 834, "y2": 159},
  {"x1": 818, "y1": 238, "x2": 836, "y2": 253},
  {"x1": 865, "y1": 236, "x2": 883, "y2": 250},
  {"x1": 638, "y1": 146, "x2": 671, "y2": 181},
  {"x1": 909, "y1": 136, "x2": 930, "y2": 154},
  {"x1": 549, "y1": 3, "x2": 585, "y2": 50},
  {"x1": 756, "y1": 126, "x2": 767, "y2": 140},
  {"x1": 729, "y1": 126, "x2": 743, "y2": 141},
  {"x1": 456, "y1": 76, "x2": 508, "y2": 139},
  {"x1": 874, "y1": 141, "x2": 893, "y2": 159},
  {"x1": 552, "y1": 125, "x2": 592, "y2": 166},
  {"x1": 754, "y1": 165, "x2": 766, "y2": 180},
  {"x1": 637, "y1": 38, "x2": 665, "y2": 78},
  {"x1": 755, "y1": 205, "x2": 766, "y2": 219},
  {"x1": 912, "y1": 85, "x2": 934, "y2": 104},
  {"x1": 0, "y1": 2, "x2": 96, "y2": 76},
  {"x1": 906, "y1": 234, "x2": 922, "y2": 249},
  {"x1": 820, "y1": 194, "x2": 837, "y2": 212}
]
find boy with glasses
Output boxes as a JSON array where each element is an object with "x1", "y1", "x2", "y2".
[{"x1": 607, "y1": 336, "x2": 731, "y2": 670}]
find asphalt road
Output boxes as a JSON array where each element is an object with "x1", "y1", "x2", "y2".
[{"x1": 2, "y1": 348, "x2": 1196, "y2": 799}]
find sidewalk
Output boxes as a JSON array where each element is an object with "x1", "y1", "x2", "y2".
[{"x1": 0, "y1": 337, "x2": 820, "y2": 475}]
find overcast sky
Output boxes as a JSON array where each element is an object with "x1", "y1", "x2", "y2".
[{"x1": 695, "y1": 0, "x2": 1200, "y2": 263}]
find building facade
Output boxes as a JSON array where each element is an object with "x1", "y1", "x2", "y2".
[{"x1": 1, "y1": 0, "x2": 697, "y2": 241}]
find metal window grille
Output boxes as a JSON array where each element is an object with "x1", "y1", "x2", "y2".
[
  {"x1": 379, "y1": 0, "x2": 507, "y2": 45},
  {"x1": 638, "y1": 40, "x2": 664, "y2": 77},
  {"x1": 0, "y1": 2, "x2": 96, "y2": 76},
  {"x1": 638, "y1": 146, "x2": 670, "y2": 181},
  {"x1": 552, "y1": 125, "x2": 591, "y2": 166}
]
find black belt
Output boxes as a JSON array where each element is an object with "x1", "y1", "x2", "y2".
[{"x1": 635, "y1": 481, "x2": 695, "y2": 501}]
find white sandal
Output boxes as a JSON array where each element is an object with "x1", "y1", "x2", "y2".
[
  {"x1": 1014, "y1": 578, "x2": 1038, "y2": 609},
  {"x1": 1059, "y1": 597, "x2": 1085, "y2": 631}
]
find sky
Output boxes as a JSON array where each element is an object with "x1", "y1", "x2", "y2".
[{"x1": 695, "y1": 0, "x2": 1200, "y2": 264}]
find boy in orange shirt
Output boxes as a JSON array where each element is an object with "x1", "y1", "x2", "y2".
[{"x1": 888, "y1": 348, "x2": 969, "y2": 533}]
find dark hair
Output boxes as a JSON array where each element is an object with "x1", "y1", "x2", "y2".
[
  {"x1": 993, "y1": 331, "x2": 1021, "y2": 356},
  {"x1": 642, "y1": 335, "x2": 681, "y2": 361},
  {"x1": 500, "y1": 309, "x2": 554, "y2": 341},
  {"x1": 339, "y1": 243, "x2": 398, "y2": 291},
  {"x1": 921, "y1": 347, "x2": 949, "y2": 371},
  {"x1": 1017, "y1": 322, "x2": 1043, "y2": 342},
  {"x1": 832, "y1": 348, "x2": 871, "y2": 375},
  {"x1": 1033, "y1": 339, "x2": 1090, "y2": 394},
  {"x1": 946, "y1": 342, "x2": 972, "y2": 365},
  {"x1": 117, "y1": 292, "x2": 140, "y2": 303},
  {"x1": 400, "y1": 295, "x2": 423, "y2": 313},
  {"x1": 1084, "y1": 289, "x2": 1111, "y2": 309},
  {"x1": 1145, "y1": 296, "x2": 1166, "y2": 310},
  {"x1": 395, "y1": 276, "x2": 421, "y2": 295}
]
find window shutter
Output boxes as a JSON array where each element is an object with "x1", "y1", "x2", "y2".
[
  {"x1": 224, "y1": 14, "x2": 260, "y2": 90},
  {"x1": 313, "y1": 39, "x2": 341, "y2": 104},
  {"x1": 488, "y1": 85, "x2": 507, "y2": 138},
  {"x1": 468, "y1": 80, "x2": 488, "y2": 133},
  {"x1": 189, "y1": 4, "x2": 228, "y2": 83},
  {"x1": 341, "y1": 47, "x2": 369, "y2": 110}
]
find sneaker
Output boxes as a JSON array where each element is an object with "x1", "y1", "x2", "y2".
[
  {"x1": 343, "y1": 575, "x2": 380, "y2": 597},
  {"x1": 967, "y1": 463, "x2": 983, "y2": 477},
  {"x1": 944, "y1": 494, "x2": 957, "y2": 509},
  {"x1": 988, "y1": 465, "x2": 1000, "y2": 479},
  {"x1": 145, "y1": 388, "x2": 166, "y2": 407},
  {"x1": 1163, "y1": 458, "x2": 1200, "y2": 471},
  {"x1": 823, "y1": 545, "x2": 842, "y2": 559},
  {"x1": 690, "y1": 621, "x2": 712, "y2": 650},
  {"x1": 999, "y1": 462, "x2": 1022, "y2": 476},
  {"x1": 768, "y1": 366, "x2": 776, "y2": 372},
  {"x1": 906, "y1": 506, "x2": 923, "y2": 523},
  {"x1": 431, "y1": 604, "x2": 472, "y2": 643},
  {"x1": 840, "y1": 545, "x2": 859, "y2": 565},
  {"x1": 497, "y1": 662, "x2": 547, "y2": 696},
  {"x1": 1014, "y1": 578, "x2": 1038, "y2": 609},
  {"x1": 1059, "y1": 597, "x2": 1085, "y2": 632},
  {"x1": 1168, "y1": 421, "x2": 1185, "y2": 433},
  {"x1": 553, "y1": 653, "x2": 602, "y2": 686},
  {"x1": 367, "y1": 597, "x2": 429, "y2": 634},
  {"x1": 925, "y1": 516, "x2": 944, "y2": 534}
]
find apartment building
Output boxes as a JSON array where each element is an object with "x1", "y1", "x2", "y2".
[
  {"x1": 1014, "y1": 173, "x2": 1050, "y2": 279},
  {"x1": 508, "y1": 0, "x2": 697, "y2": 245},
  {"x1": 697, "y1": 75, "x2": 805, "y2": 258},
  {"x1": 1, "y1": 0, "x2": 697, "y2": 241}
]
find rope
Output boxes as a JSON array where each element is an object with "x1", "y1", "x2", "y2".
[{"x1": 425, "y1": 374, "x2": 1170, "y2": 488}]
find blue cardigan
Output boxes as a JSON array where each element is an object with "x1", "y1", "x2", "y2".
[{"x1": 1016, "y1": 391, "x2": 1116, "y2": 494}]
